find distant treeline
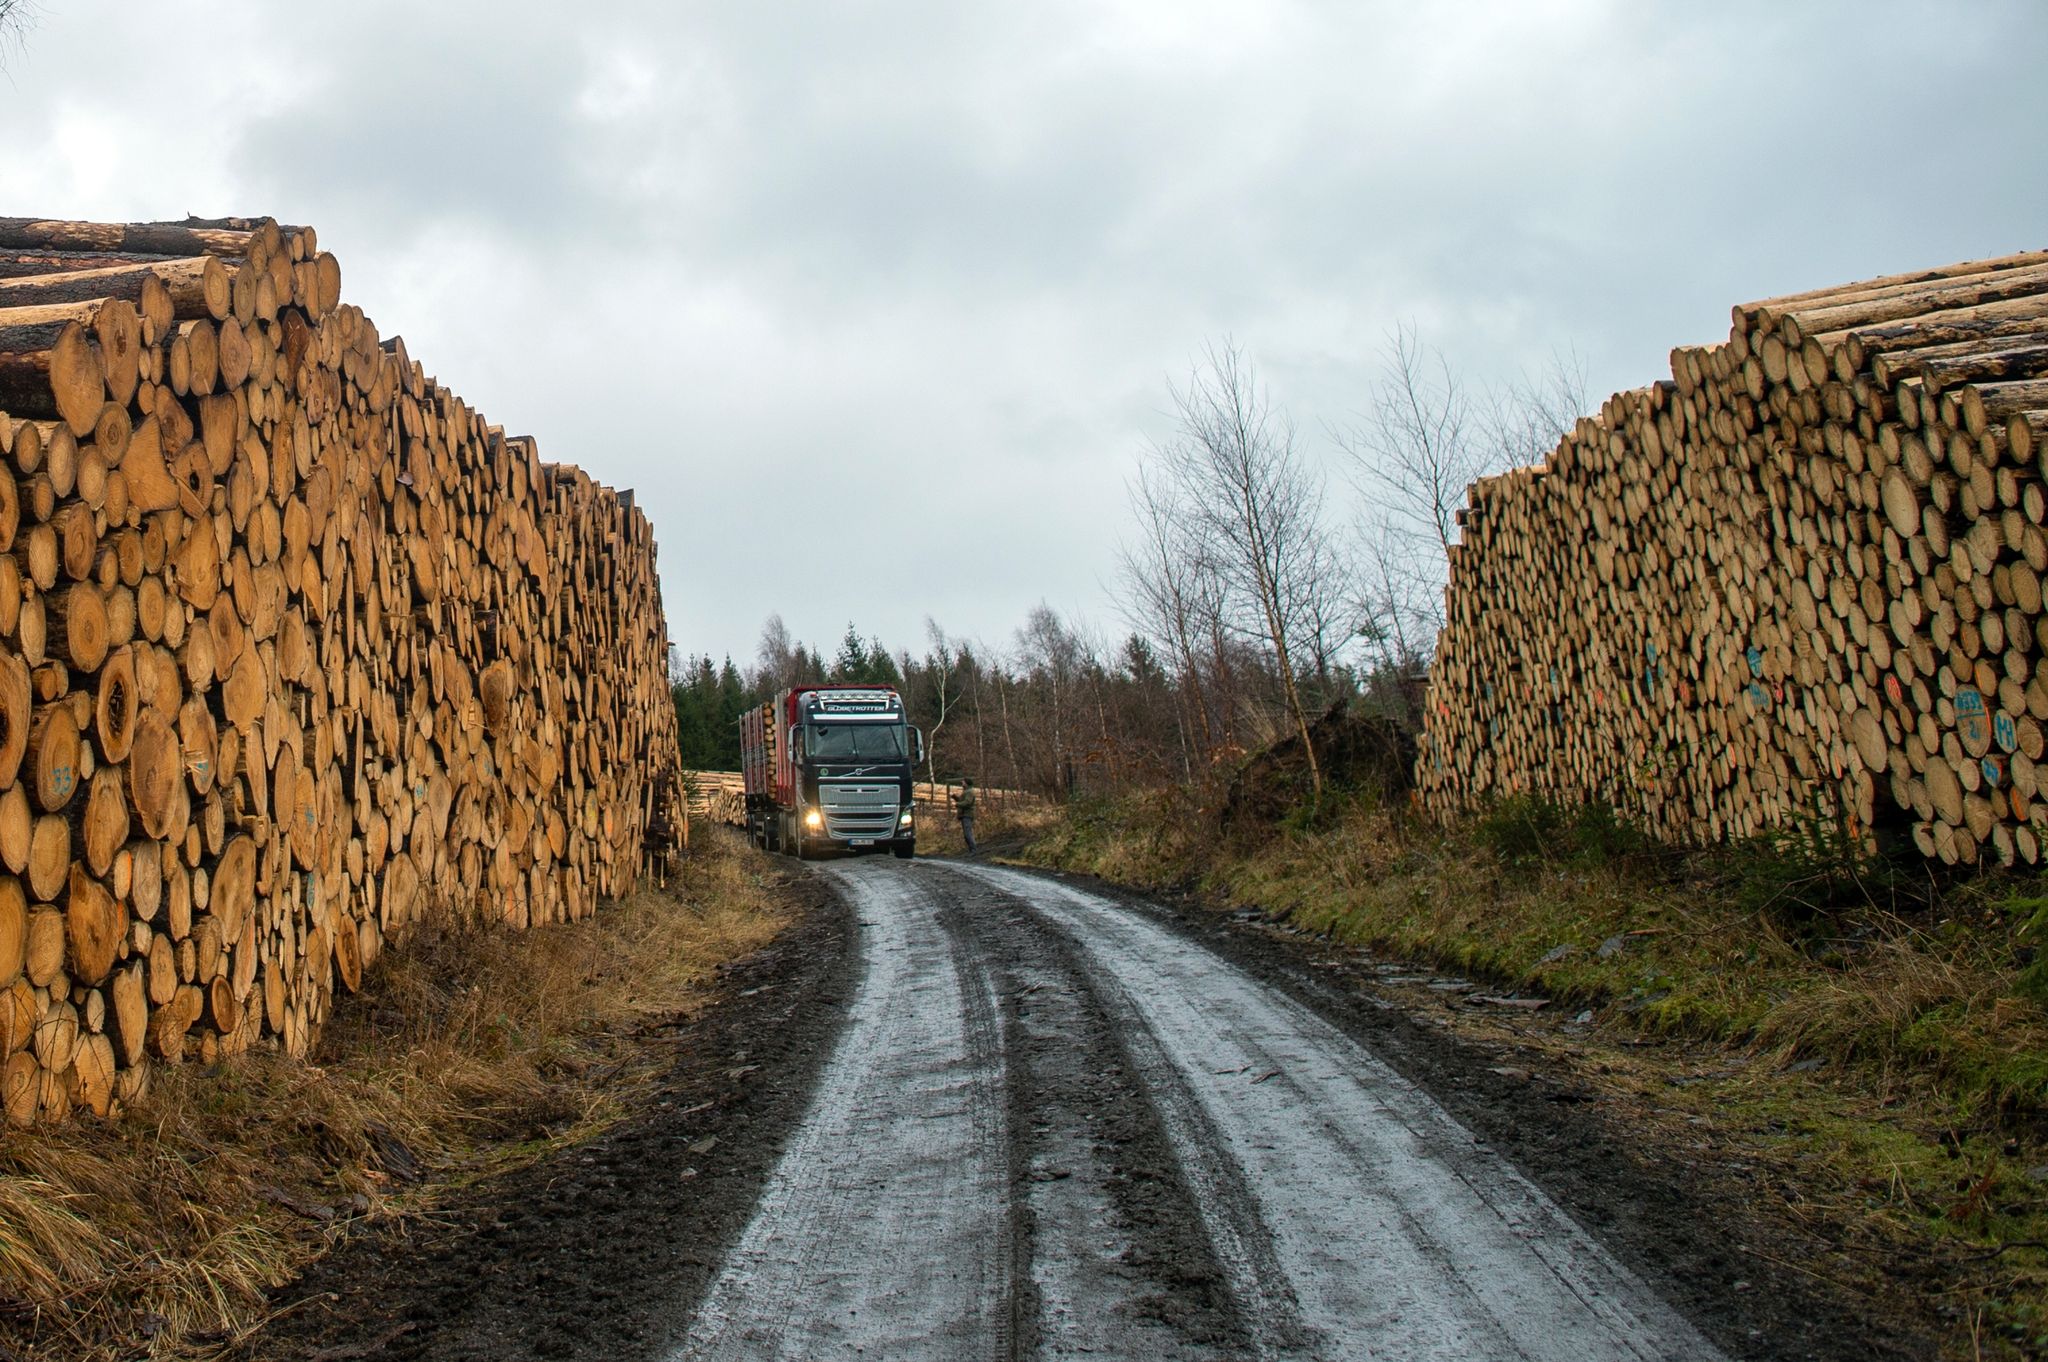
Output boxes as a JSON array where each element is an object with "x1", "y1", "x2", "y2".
[
  {"x1": 675, "y1": 336, "x2": 1582, "y2": 801},
  {"x1": 674, "y1": 603, "x2": 1336, "y2": 801},
  {"x1": 672, "y1": 625, "x2": 901, "y2": 772}
]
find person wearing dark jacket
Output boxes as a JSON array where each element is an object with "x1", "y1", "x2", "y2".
[{"x1": 953, "y1": 779, "x2": 978, "y2": 852}]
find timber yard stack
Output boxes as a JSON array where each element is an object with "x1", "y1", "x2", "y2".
[
  {"x1": 1419, "y1": 250, "x2": 2048, "y2": 869},
  {"x1": 0, "y1": 216, "x2": 682, "y2": 1125}
]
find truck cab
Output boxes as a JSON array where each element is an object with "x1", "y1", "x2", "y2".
[{"x1": 741, "y1": 685, "x2": 922, "y2": 859}]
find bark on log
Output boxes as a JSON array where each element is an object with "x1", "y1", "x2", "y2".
[
  {"x1": 0, "y1": 322, "x2": 104, "y2": 436},
  {"x1": 0, "y1": 258, "x2": 229, "y2": 323}
]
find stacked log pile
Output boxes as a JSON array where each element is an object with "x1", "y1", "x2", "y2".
[
  {"x1": 0, "y1": 216, "x2": 682, "y2": 1125},
  {"x1": 1418, "y1": 250, "x2": 2048, "y2": 868},
  {"x1": 687, "y1": 770, "x2": 748, "y2": 827}
]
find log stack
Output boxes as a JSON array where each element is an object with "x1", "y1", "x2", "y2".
[
  {"x1": 1418, "y1": 249, "x2": 2048, "y2": 869},
  {"x1": 0, "y1": 216, "x2": 683, "y2": 1125}
]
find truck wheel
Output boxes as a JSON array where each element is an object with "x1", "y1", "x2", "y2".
[
  {"x1": 891, "y1": 840, "x2": 915, "y2": 860},
  {"x1": 794, "y1": 825, "x2": 813, "y2": 861}
]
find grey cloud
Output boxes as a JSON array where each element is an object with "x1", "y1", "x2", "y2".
[{"x1": 1, "y1": 0, "x2": 2043, "y2": 662}]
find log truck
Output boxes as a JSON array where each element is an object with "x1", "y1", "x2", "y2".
[{"x1": 740, "y1": 686, "x2": 923, "y2": 859}]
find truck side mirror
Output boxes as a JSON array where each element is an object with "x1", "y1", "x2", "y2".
[{"x1": 913, "y1": 728, "x2": 926, "y2": 763}]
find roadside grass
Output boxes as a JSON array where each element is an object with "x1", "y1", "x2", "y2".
[
  {"x1": 0, "y1": 828, "x2": 787, "y2": 1362},
  {"x1": 1022, "y1": 788, "x2": 2048, "y2": 1358},
  {"x1": 913, "y1": 792, "x2": 1061, "y2": 859}
]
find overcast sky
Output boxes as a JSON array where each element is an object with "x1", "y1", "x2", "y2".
[{"x1": 2, "y1": 1, "x2": 2043, "y2": 668}]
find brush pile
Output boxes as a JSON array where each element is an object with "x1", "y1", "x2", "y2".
[
  {"x1": 0, "y1": 216, "x2": 682, "y2": 1125},
  {"x1": 1420, "y1": 251, "x2": 2048, "y2": 867}
]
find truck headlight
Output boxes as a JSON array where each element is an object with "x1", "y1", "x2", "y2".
[
  {"x1": 804, "y1": 810, "x2": 822, "y2": 829},
  {"x1": 899, "y1": 809, "x2": 914, "y2": 826}
]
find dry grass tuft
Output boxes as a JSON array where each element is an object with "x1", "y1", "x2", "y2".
[{"x1": 0, "y1": 827, "x2": 787, "y2": 1361}]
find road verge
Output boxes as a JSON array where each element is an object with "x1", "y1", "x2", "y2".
[
  {"x1": 1017, "y1": 790, "x2": 2048, "y2": 1358},
  {"x1": 0, "y1": 830, "x2": 792, "y2": 1362}
]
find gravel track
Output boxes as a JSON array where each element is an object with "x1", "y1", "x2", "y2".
[
  {"x1": 254, "y1": 857, "x2": 1916, "y2": 1362},
  {"x1": 672, "y1": 859, "x2": 1725, "y2": 1361}
]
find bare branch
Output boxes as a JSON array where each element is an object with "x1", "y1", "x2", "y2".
[
  {"x1": 1340, "y1": 324, "x2": 1487, "y2": 562},
  {"x1": 1338, "y1": 327, "x2": 1588, "y2": 675},
  {"x1": 1488, "y1": 344, "x2": 1589, "y2": 469},
  {"x1": 1150, "y1": 339, "x2": 1336, "y2": 794},
  {"x1": 0, "y1": 1, "x2": 37, "y2": 66},
  {"x1": 1115, "y1": 465, "x2": 1223, "y2": 753},
  {"x1": 920, "y1": 617, "x2": 959, "y2": 787}
]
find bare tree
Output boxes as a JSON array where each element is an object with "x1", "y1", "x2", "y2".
[
  {"x1": 1293, "y1": 527, "x2": 1355, "y2": 696},
  {"x1": 918, "y1": 617, "x2": 958, "y2": 788},
  {"x1": 1344, "y1": 325, "x2": 1483, "y2": 563},
  {"x1": 752, "y1": 613, "x2": 797, "y2": 694},
  {"x1": 993, "y1": 657, "x2": 1022, "y2": 790},
  {"x1": 1156, "y1": 340, "x2": 1333, "y2": 796},
  {"x1": 1339, "y1": 328, "x2": 1585, "y2": 664},
  {"x1": 1069, "y1": 615, "x2": 1122, "y2": 788},
  {"x1": 1116, "y1": 465, "x2": 1219, "y2": 754},
  {"x1": 960, "y1": 640, "x2": 990, "y2": 786},
  {"x1": 1015, "y1": 604, "x2": 1083, "y2": 794},
  {"x1": 1356, "y1": 535, "x2": 1419, "y2": 666},
  {"x1": 1490, "y1": 347, "x2": 1590, "y2": 469}
]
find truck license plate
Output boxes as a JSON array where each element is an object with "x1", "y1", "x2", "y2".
[{"x1": 849, "y1": 838, "x2": 876, "y2": 847}]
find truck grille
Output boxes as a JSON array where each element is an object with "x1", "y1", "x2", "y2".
[{"x1": 819, "y1": 783, "x2": 901, "y2": 840}]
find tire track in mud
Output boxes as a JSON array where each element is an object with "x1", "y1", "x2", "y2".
[
  {"x1": 675, "y1": 859, "x2": 1728, "y2": 1360},
  {"x1": 673, "y1": 867, "x2": 1013, "y2": 1362},
  {"x1": 676, "y1": 861, "x2": 1251, "y2": 1360},
  {"x1": 934, "y1": 871, "x2": 1261, "y2": 1360},
  {"x1": 941, "y1": 861, "x2": 1728, "y2": 1362}
]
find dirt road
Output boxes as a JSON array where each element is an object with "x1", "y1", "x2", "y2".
[{"x1": 674, "y1": 860, "x2": 1724, "y2": 1361}]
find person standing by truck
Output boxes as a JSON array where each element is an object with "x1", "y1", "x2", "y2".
[{"x1": 953, "y1": 778, "x2": 978, "y2": 853}]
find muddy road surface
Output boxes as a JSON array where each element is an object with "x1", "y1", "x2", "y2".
[
  {"x1": 262, "y1": 859, "x2": 1903, "y2": 1362},
  {"x1": 675, "y1": 860, "x2": 1722, "y2": 1362}
]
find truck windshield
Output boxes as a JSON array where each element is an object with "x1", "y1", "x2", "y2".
[{"x1": 806, "y1": 724, "x2": 906, "y2": 760}]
